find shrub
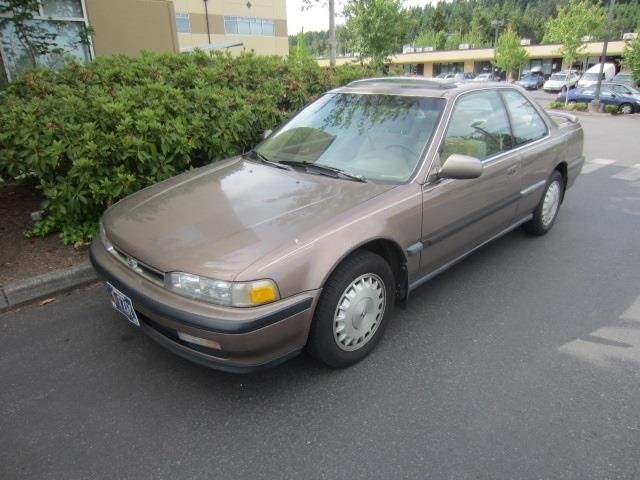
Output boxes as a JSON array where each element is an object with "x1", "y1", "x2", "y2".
[
  {"x1": 549, "y1": 101, "x2": 564, "y2": 109},
  {"x1": 0, "y1": 51, "x2": 376, "y2": 245},
  {"x1": 604, "y1": 104, "x2": 618, "y2": 114},
  {"x1": 573, "y1": 102, "x2": 588, "y2": 111}
]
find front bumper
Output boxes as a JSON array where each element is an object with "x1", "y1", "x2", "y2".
[{"x1": 90, "y1": 239, "x2": 320, "y2": 372}]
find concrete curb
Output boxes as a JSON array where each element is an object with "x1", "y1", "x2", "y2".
[{"x1": 0, "y1": 261, "x2": 99, "y2": 312}]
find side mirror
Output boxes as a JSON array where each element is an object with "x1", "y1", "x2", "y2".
[
  {"x1": 438, "y1": 154, "x2": 483, "y2": 180},
  {"x1": 262, "y1": 129, "x2": 273, "y2": 140}
]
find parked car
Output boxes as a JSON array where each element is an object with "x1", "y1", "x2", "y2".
[
  {"x1": 92, "y1": 78, "x2": 584, "y2": 372},
  {"x1": 613, "y1": 71, "x2": 637, "y2": 88},
  {"x1": 577, "y1": 63, "x2": 616, "y2": 89},
  {"x1": 473, "y1": 73, "x2": 500, "y2": 82},
  {"x1": 453, "y1": 72, "x2": 476, "y2": 83},
  {"x1": 543, "y1": 71, "x2": 580, "y2": 92},
  {"x1": 557, "y1": 83, "x2": 640, "y2": 114},
  {"x1": 516, "y1": 72, "x2": 545, "y2": 90}
]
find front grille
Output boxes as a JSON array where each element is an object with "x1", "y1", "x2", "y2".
[{"x1": 110, "y1": 246, "x2": 165, "y2": 285}]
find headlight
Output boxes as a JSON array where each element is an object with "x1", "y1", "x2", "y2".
[{"x1": 166, "y1": 272, "x2": 279, "y2": 307}]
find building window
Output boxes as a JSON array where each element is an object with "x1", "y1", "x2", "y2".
[
  {"x1": 224, "y1": 16, "x2": 275, "y2": 36},
  {"x1": 175, "y1": 13, "x2": 191, "y2": 33},
  {"x1": 41, "y1": 0, "x2": 83, "y2": 18},
  {"x1": 0, "y1": 0, "x2": 92, "y2": 82}
]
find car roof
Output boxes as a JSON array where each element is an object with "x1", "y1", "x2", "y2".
[{"x1": 333, "y1": 77, "x2": 507, "y2": 98}]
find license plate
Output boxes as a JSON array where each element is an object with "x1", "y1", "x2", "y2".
[{"x1": 106, "y1": 282, "x2": 140, "y2": 327}]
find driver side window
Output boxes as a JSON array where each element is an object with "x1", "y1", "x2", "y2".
[{"x1": 440, "y1": 91, "x2": 512, "y2": 162}]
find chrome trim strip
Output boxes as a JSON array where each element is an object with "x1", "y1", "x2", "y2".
[
  {"x1": 520, "y1": 179, "x2": 547, "y2": 197},
  {"x1": 408, "y1": 214, "x2": 534, "y2": 292},
  {"x1": 110, "y1": 246, "x2": 165, "y2": 286}
]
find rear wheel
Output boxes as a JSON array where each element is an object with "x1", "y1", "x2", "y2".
[
  {"x1": 307, "y1": 251, "x2": 395, "y2": 368},
  {"x1": 618, "y1": 103, "x2": 634, "y2": 115},
  {"x1": 523, "y1": 170, "x2": 565, "y2": 236}
]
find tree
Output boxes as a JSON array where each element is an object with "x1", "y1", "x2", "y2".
[
  {"x1": 343, "y1": 0, "x2": 410, "y2": 70},
  {"x1": 291, "y1": 31, "x2": 312, "y2": 61},
  {"x1": 543, "y1": 0, "x2": 606, "y2": 102},
  {"x1": 543, "y1": 0, "x2": 606, "y2": 72},
  {"x1": 414, "y1": 30, "x2": 446, "y2": 50},
  {"x1": 0, "y1": 0, "x2": 92, "y2": 74},
  {"x1": 622, "y1": 32, "x2": 640, "y2": 87},
  {"x1": 493, "y1": 26, "x2": 528, "y2": 81}
]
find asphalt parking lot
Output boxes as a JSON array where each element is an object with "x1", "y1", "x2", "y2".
[{"x1": 1, "y1": 111, "x2": 640, "y2": 480}]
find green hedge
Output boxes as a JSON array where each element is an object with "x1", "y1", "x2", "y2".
[
  {"x1": 0, "y1": 51, "x2": 376, "y2": 245},
  {"x1": 549, "y1": 101, "x2": 588, "y2": 111}
]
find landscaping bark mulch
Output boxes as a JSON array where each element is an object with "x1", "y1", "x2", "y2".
[{"x1": 0, "y1": 183, "x2": 88, "y2": 286}]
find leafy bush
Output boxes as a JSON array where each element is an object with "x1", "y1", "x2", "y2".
[
  {"x1": 604, "y1": 104, "x2": 618, "y2": 114},
  {"x1": 549, "y1": 101, "x2": 564, "y2": 109},
  {"x1": 573, "y1": 102, "x2": 588, "y2": 111},
  {"x1": 0, "y1": 51, "x2": 376, "y2": 245}
]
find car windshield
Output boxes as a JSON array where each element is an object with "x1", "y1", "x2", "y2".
[
  {"x1": 255, "y1": 93, "x2": 445, "y2": 183},
  {"x1": 550, "y1": 74, "x2": 566, "y2": 81},
  {"x1": 522, "y1": 74, "x2": 537, "y2": 80}
]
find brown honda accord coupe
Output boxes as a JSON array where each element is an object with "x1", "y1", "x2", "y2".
[{"x1": 91, "y1": 78, "x2": 584, "y2": 372}]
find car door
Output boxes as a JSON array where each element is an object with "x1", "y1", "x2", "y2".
[
  {"x1": 499, "y1": 89, "x2": 554, "y2": 218},
  {"x1": 417, "y1": 90, "x2": 521, "y2": 277},
  {"x1": 598, "y1": 86, "x2": 617, "y2": 106}
]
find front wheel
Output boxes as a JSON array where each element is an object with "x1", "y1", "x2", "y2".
[
  {"x1": 522, "y1": 170, "x2": 564, "y2": 236},
  {"x1": 307, "y1": 251, "x2": 395, "y2": 368},
  {"x1": 618, "y1": 103, "x2": 634, "y2": 115}
]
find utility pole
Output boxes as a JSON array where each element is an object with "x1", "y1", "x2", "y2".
[
  {"x1": 329, "y1": 0, "x2": 336, "y2": 66},
  {"x1": 203, "y1": 0, "x2": 212, "y2": 44},
  {"x1": 491, "y1": 19, "x2": 503, "y2": 77},
  {"x1": 592, "y1": 0, "x2": 615, "y2": 112}
]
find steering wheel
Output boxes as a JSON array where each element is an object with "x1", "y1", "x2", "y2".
[{"x1": 384, "y1": 144, "x2": 419, "y2": 169}]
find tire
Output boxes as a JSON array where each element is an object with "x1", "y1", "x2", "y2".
[
  {"x1": 618, "y1": 103, "x2": 633, "y2": 115},
  {"x1": 522, "y1": 170, "x2": 565, "y2": 236},
  {"x1": 561, "y1": 86, "x2": 567, "y2": 93},
  {"x1": 307, "y1": 251, "x2": 395, "y2": 368}
]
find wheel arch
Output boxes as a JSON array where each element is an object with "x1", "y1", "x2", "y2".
[
  {"x1": 321, "y1": 237, "x2": 409, "y2": 306},
  {"x1": 554, "y1": 160, "x2": 568, "y2": 200}
]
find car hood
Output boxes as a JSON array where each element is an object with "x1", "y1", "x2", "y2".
[{"x1": 103, "y1": 157, "x2": 393, "y2": 281}]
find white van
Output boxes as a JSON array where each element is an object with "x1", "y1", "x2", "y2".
[{"x1": 577, "y1": 63, "x2": 616, "y2": 88}]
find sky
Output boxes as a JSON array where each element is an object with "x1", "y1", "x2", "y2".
[{"x1": 286, "y1": 0, "x2": 435, "y2": 35}]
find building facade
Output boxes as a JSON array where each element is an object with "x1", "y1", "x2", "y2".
[
  {"x1": 171, "y1": 0, "x2": 288, "y2": 56},
  {"x1": 0, "y1": 0, "x2": 288, "y2": 83},
  {"x1": 318, "y1": 41, "x2": 629, "y2": 78}
]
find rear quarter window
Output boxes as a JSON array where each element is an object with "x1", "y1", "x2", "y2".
[{"x1": 501, "y1": 90, "x2": 548, "y2": 145}]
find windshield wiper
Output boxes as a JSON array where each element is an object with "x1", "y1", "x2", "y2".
[
  {"x1": 278, "y1": 160, "x2": 367, "y2": 183},
  {"x1": 243, "y1": 150, "x2": 292, "y2": 171}
]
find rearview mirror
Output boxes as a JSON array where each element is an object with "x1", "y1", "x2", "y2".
[
  {"x1": 438, "y1": 154, "x2": 483, "y2": 180},
  {"x1": 262, "y1": 129, "x2": 273, "y2": 140}
]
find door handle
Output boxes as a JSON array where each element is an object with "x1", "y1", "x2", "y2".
[
  {"x1": 507, "y1": 157, "x2": 523, "y2": 176},
  {"x1": 507, "y1": 164, "x2": 519, "y2": 176}
]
